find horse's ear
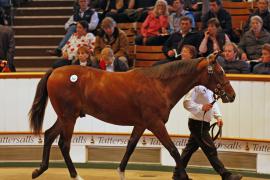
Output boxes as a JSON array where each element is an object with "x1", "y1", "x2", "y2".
[
  {"x1": 196, "y1": 58, "x2": 209, "y2": 71},
  {"x1": 208, "y1": 51, "x2": 219, "y2": 64}
]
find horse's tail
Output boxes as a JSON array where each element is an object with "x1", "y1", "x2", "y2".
[{"x1": 29, "y1": 69, "x2": 53, "y2": 135}]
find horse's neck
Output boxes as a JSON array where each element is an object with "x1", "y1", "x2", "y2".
[{"x1": 163, "y1": 73, "x2": 200, "y2": 108}]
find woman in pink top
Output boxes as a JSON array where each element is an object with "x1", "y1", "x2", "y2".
[{"x1": 135, "y1": 0, "x2": 169, "y2": 45}]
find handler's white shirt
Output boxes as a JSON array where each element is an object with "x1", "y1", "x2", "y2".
[{"x1": 183, "y1": 85, "x2": 222, "y2": 122}]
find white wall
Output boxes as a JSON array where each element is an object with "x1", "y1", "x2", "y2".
[{"x1": 0, "y1": 77, "x2": 269, "y2": 140}]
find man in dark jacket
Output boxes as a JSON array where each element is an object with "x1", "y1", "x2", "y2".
[
  {"x1": 217, "y1": 43, "x2": 250, "y2": 74},
  {"x1": 0, "y1": 10, "x2": 15, "y2": 72},
  {"x1": 162, "y1": 16, "x2": 200, "y2": 61}
]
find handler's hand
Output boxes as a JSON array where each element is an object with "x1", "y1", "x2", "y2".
[
  {"x1": 202, "y1": 103, "x2": 213, "y2": 111},
  {"x1": 217, "y1": 118, "x2": 223, "y2": 127},
  {"x1": 167, "y1": 50, "x2": 175, "y2": 57}
]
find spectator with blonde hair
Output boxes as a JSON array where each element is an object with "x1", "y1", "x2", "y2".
[
  {"x1": 97, "y1": 46, "x2": 128, "y2": 72},
  {"x1": 135, "y1": 0, "x2": 169, "y2": 45},
  {"x1": 253, "y1": 43, "x2": 270, "y2": 74}
]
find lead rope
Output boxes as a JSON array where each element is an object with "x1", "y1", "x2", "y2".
[{"x1": 201, "y1": 93, "x2": 222, "y2": 141}]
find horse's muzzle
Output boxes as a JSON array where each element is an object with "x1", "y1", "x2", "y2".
[{"x1": 221, "y1": 93, "x2": 235, "y2": 103}]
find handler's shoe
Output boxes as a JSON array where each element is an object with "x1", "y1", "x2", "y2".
[{"x1": 227, "y1": 174, "x2": 243, "y2": 180}]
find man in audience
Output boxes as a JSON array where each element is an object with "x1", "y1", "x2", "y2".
[
  {"x1": 94, "y1": 17, "x2": 129, "y2": 68},
  {"x1": 48, "y1": 0, "x2": 99, "y2": 56},
  {"x1": 162, "y1": 16, "x2": 200, "y2": 61},
  {"x1": 253, "y1": 43, "x2": 270, "y2": 74},
  {"x1": 98, "y1": 0, "x2": 125, "y2": 22},
  {"x1": 217, "y1": 42, "x2": 250, "y2": 74},
  {"x1": 244, "y1": 0, "x2": 270, "y2": 32},
  {"x1": 0, "y1": 9, "x2": 15, "y2": 71},
  {"x1": 169, "y1": 0, "x2": 195, "y2": 33}
]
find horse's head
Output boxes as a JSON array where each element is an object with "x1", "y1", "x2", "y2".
[{"x1": 197, "y1": 51, "x2": 236, "y2": 103}]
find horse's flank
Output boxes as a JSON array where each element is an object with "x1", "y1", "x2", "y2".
[{"x1": 47, "y1": 59, "x2": 202, "y2": 128}]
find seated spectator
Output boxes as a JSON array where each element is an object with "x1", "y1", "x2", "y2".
[
  {"x1": 169, "y1": 0, "x2": 195, "y2": 33},
  {"x1": 98, "y1": 46, "x2": 129, "y2": 72},
  {"x1": 94, "y1": 17, "x2": 129, "y2": 68},
  {"x1": 116, "y1": 0, "x2": 157, "y2": 23},
  {"x1": 253, "y1": 43, "x2": 270, "y2": 74},
  {"x1": 199, "y1": 18, "x2": 230, "y2": 57},
  {"x1": 163, "y1": 16, "x2": 200, "y2": 61},
  {"x1": 73, "y1": 45, "x2": 96, "y2": 67},
  {"x1": 184, "y1": 0, "x2": 202, "y2": 22},
  {"x1": 0, "y1": 1, "x2": 11, "y2": 25},
  {"x1": 135, "y1": 0, "x2": 169, "y2": 46},
  {"x1": 48, "y1": 0, "x2": 98, "y2": 56},
  {"x1": 98, "y1": 0, "x2": 125, "y2": 22},
  {"x1": 0, "y1": 9, "x2": 15, "y2": 72},
  {"x1": 243, "y1": 0, "x2": 270, "y2": 32},
  {"x1": 217, "y1": 42, "x2": 250, "y2": 74},
  {"x1": 155, "y1": 44, "x2": 197, "y2": 65},
  {"x1": 202, "y1": 0, "x2": 238, "y2": 43},
  {"x1": 239, "y1": 16, "x2": 270, "y2": 61},
  {"x1": 52, "y1": 20, "x2": 95, "y2": 68}
]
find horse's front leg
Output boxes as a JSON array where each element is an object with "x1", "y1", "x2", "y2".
[
  {"x1": 32, "y1": 119, "x2": 62, "y2": 179},
  {"x1": 118, "y1": 126, "x2": 145, "y2": 180},
  {"x1": 148, "y1": 121, "x2": 189, "y2": 180}
]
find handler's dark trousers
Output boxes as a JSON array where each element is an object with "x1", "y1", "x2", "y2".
[{"x1": 181, "y1": 118, "x2": 232, "y2": 180}]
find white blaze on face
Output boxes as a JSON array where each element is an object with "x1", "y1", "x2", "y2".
[{"x1": 70, "y1": 74, "x2": 78, "y2": 83}]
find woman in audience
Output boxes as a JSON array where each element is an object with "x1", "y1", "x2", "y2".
[
  {"x1": 217, "y1": 42, "x2": 250, "y2": 74},
  {"x1": 239, "y1": 15, "x2": 270, "y2": 61},
  {"x1": 52, "y1": 20, "x2": 95, "y2": 68},
  {"x1": 73, "y1": 45, "x2": 96, "y2": 67},
  {"x1": 253, "y1": 43, "x2": 270, "y2": 74},
  {"x1": 199, "y1": 18, "x2": 230, "y2": 56},
  {"x1": 135, "y1": 0, "x2": 169, "y2": 45}
]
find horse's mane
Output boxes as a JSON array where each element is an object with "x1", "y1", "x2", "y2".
[{"x1": 135, "y1": 58, "x2": 203, "y2": 79}]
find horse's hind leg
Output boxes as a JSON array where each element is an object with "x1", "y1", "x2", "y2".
[
  {"x1": 32, "y1": 119, "x2": 62, "y2": 179},
  {"x1": 118, "y1": 126, "x2": 145, "y2": 180},
  {"x1": 148, "y1": 121, "x2": 189, "y2": 180},
  {"x1": 58, "y1": 118, "x2": 83, "y2": 180}
]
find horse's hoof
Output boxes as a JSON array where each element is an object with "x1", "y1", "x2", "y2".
[
  {"x1": 117, "y1": 167, "x2": 125, "y2": 180},
  {"x1": 172, "y1": 175, "x2": 190, "y2": 180},
  {"x1": 32, "y1": 169, "x2": 41, "y2": 179},
  {"x1": 71, "y1": 175, "x2": 84, "y2": 180}
]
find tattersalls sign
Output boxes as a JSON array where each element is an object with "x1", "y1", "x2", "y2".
[{"x1": 0, "y1": 134, "x2": 270, "y2": 154}]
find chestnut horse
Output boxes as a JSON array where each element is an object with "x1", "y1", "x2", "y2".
[{"x1": 29, "y1": 51, "x2": 235, "y2": 180}]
